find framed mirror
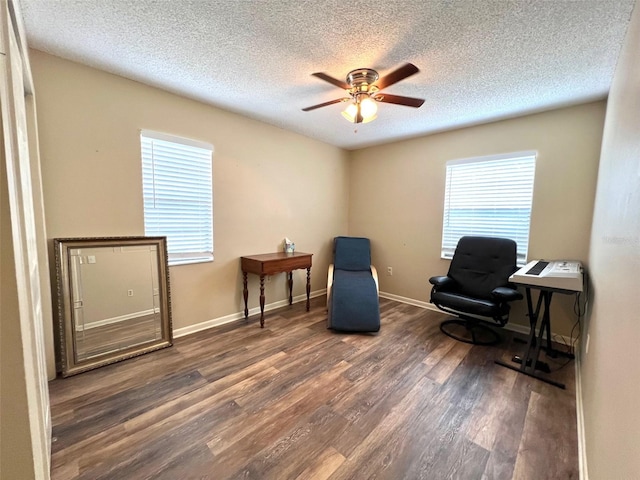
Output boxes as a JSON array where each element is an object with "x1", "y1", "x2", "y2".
[{"x1": 54, "y1": 236, "x2": 172, "y2": 377}]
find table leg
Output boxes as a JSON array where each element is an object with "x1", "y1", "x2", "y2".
[
  {"x1": 259, "y1": 274, "x2": 266, "y2": 328},
  {"x1": 529, "y1": 292, "x2": 550, "y2": 374},
  {"x1": 495, "y1": 288, "x2": 567, "y2": 389},
  {"x1": 544, "y1": 292, "x2": 555, "y2": 353},
  {"x1": 288, "y1": 272, "x2": 293, "y2": 305},
  {"x1": 242, "y1": 272, "x2": 249, "y2": 319},
  {"x1": 306, "y1": 267, "x2": 311, "y2": 311},
  {"x1": 520, "y1": 288, "x2": 539, "y2": 369}
]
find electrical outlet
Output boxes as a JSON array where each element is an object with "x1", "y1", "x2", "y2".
[
  {"x1": 127, "y1": 289, "x2": 134, "y2": 297},
  {"x1": 387, "y1": 266, "x2": 393, "y2": 276},
  {"x1": 266, "y1": 275, "x2": 271, "y2": 283}
]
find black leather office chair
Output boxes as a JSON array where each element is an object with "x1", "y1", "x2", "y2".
[{"x1": 429, "y1": 236, "x2": 523, "y2": 345}]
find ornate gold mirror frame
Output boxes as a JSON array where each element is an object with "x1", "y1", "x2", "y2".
[{"x1": 54, "y1": 236, "x2": 172, "y2": 377}]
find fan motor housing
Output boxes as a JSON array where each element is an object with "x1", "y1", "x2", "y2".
[{"x1": 347, "y1": 68, "x2": 379, "y2": 89}]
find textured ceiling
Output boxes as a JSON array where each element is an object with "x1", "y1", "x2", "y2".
[{"x1": 19, "y1": 0, "x2": 636, "y2": 150}]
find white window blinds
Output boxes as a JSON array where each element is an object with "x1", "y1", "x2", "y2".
[
  {"x1": 441, "y1": 151, "x2": 536, "y2": 265},
  {"x1": 141, "y1": 130, "x2": 213, "y2": 266}
]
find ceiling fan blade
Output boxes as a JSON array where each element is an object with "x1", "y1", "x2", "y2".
[
  {"x1": 311, "y1": 72, "x2": 350, "y2": 89},
  {"x1": 302, "y1": 98, "x2": 348, "y2": 111},
  {"x1": 376, "y1": 94, "x2": 425, "y2": 108},
  {"x1": 375, "y1": 63, "x2": 420, "y2": 90}
]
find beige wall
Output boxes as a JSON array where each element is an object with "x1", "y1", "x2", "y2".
[
  {"x1": 582, "y1": 2, "x2": 640, "y2": 478},
  {"x1": 349, "y1": 101, "x2": 606, "y2": 336},
  {"x1": 31, "y1": 50, "x2": 350, "y2": 372}
]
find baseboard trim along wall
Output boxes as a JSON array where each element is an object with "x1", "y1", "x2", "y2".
[
  {"x1": 176, "y1": 289, "x2": 575, "y2": 345},
  {"x1": 173, "y1": 289, "x2": 328, "y2": 338},
  {"x1": 379, "y1": 291, "x2": 434, "y2": 310},
  {"x1": 379, "y1": 291, "x2": 575, "y2": 345},
  {"x1": 75, "y1": 308, "x2": 159, "y2": 331},
  {"x1": 575, "y1": 348, "x2": 589, "y2": 480}
]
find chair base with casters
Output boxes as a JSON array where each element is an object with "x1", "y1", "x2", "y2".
[
  {"x1": 327, "y1": 236, "x2": 380, "y2": 333},
  {"x1": 429, "y1": 236, "x2": 523, "y2": 345}
]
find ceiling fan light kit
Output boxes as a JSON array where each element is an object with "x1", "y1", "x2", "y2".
[
  {"x1": 341, "y1": 95, "x2": 378, "y2": 123},
  {"x1": 303, "y1": 63, "x2": 425, "y2": 124}
]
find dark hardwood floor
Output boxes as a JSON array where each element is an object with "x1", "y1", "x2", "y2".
[
  {"x1": 75, "y1": 313, "x2": 161, "y2": 361},
  {"x1": 49, "y1": 297, "x2": 578, "y2": 480}
]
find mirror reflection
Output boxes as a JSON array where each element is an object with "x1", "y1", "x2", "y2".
[{"x1": 55, "y1": 237, "x2": 172, "y2": 376}]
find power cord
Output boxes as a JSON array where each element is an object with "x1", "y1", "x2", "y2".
[{"x1": 546, "y1": 267, "x2": 590, "y2": 371}]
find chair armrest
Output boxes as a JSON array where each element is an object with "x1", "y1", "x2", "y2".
[
  {"x1": 429, "y1": 276, "x2": 455, "y2": 290},
  {"x1": 371, "y1": 265, "x2": 379, "y2": 295},
  {"x1": 491, "y1": 287, "x2": 523, "y2": 302},
  {"x1": 327, "y1": 264, "x2": 334, "y2": 309}
]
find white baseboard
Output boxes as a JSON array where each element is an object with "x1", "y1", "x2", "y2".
[
  {"x1": 379, "y1": 291, "x2": 574, "y2": 345},
  {"x1": 173, "y1": 289, "x2": 327, "y2": 338},
  {"x1": 176, "y1": 289, "x2": 574, "y2": 345},
  {"x1": 379, "y1": 291, "x2": 435, "y2": 310},
  {"x1": 75, "y1": 308, "x2": 159, "y2": 331},
  {"x1": 575, "y1": 347, "x2": 589, "y2": 480}
]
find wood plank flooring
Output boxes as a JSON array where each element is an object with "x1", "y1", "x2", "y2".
[
  {"x1": 75, "y1": 314, "x2": 161, "y2": 361},
  {"x1": 48, "y1": 297, "x2": 578, "y2": 480}
]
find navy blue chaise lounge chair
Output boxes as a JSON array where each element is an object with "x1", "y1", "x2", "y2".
[{"x1": 327, "y1": 236, "x2": 380, "y2": 332}]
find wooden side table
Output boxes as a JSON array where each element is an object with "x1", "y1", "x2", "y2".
[{"x1": 240, "y1": 252, "x2": 313, "y2": 327}]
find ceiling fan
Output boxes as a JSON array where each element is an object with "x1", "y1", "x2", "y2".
[{"x1": 302, "y1": 63, "x2": 425, "y2": 124}]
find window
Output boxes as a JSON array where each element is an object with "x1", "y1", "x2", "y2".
[
  {"x1": 441, "y1": 151, "x2": 536, "y2": 265},
  {"x1": 141, "y1": 130, "x2": 213, "y2": 266}
]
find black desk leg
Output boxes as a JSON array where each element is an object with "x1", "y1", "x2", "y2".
[
  {"x1": 525, "y1": 291, "x2": 553, "y2": 375},
  {"x1": 495, "y1": 288, "x2": 567, "y2": 389},
  {"x1": 519, "y1": 288, "x2": 540, "y2": 368}
]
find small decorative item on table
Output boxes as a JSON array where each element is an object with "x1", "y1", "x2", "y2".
[{"x1": 284, "y1": 237, "x2": 295, "y2": 253}]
